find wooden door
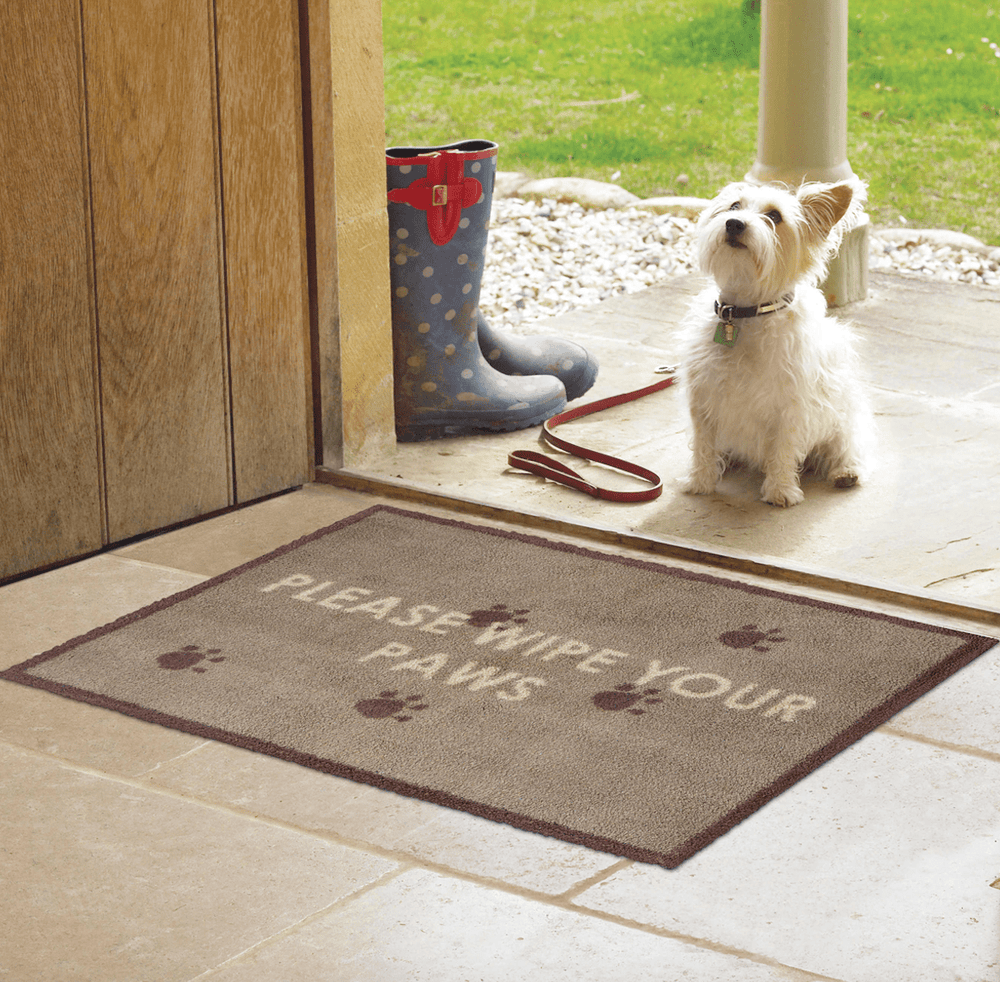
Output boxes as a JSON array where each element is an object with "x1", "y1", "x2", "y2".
[
  {"x1": 1, "y1": 0, "x2": 312, "y2": 580},
  {"x1": 84, "y1": 0, "x2": 233, "y2": 543},
  {"x1": 215, "y1": 0, "x2": 312, "y2": 504},
  {"x1": 1, "y1": 0, "x2": 104, "y2": 576}
]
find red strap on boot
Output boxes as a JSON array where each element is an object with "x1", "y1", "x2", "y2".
[
  {"x1": 387, "y1": 152, "x2": 483, "y2": 246},
  {"x1": 507, "y1": 375, "x2": 678, "y2": 502}
]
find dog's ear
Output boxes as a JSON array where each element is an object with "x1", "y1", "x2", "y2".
[{"x1": 797, "y1": 183, "x2": 853, "y2": 240}]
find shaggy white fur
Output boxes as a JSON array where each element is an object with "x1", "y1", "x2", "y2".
[{"x1": 679, "y1": 181, "x2": 875, "y2": 508}]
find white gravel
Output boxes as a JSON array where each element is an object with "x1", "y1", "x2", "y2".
[{"x1": 480, "y1": 196, "x2": 1000, "y2": 334}]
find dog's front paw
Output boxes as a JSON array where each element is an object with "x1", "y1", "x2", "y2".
[
  {"x1": 761, "y1": 481, "x2": 804, "y2": 508},
  {"x1": 830, "y1": 469, "x2": 860, "y2": 489},
  {"x1": 684, "y1": 472, "x2": 718, "y2": 496}
]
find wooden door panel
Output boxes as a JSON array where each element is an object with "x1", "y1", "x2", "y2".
[
  {"x1": 216, "y1": 0, "x2": 312, "y2": 501},
  {"x1": 0, "y1": 0, "x2": 104, "y2": 579},
  {"x1": 83, "y1": 0, "x2": 232, "y2": 542},
  {"x1": 2, "y1": 0, "x2": 317, "y2": 579}
]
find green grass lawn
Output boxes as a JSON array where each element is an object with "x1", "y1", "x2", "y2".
[{"x1": 383, "y1": 0, "x2": 1000, "y2": 245}]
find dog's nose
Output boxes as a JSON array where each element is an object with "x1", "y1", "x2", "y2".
[{"x1": 726, "y1": 218, "x2": 746, "y2": 236}]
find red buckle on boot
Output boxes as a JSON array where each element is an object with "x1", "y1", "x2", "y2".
[{"x1": 387, "y1": 151, "x2": 482, "y2": 246}]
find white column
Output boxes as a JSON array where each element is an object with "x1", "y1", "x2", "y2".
[{"x1": 747, "y1": 0, "x2": 868, "y2": 305}]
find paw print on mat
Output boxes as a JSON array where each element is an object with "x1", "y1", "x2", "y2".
[
  {"x1": 466, "y1": 603, "x2": 530, "y2": 629},
  {"x1": 157, "y1": 644, "x2": 225, "y2": 673},
  {"x1": 593, "y1": 683, "x2": 663, "y2": 715},
  {"x1": 718, "y1": 624, "x2": 787, "y2": 653},
  {"x1": 355, "y1": 690, "x2": 429, "y2": 723}
]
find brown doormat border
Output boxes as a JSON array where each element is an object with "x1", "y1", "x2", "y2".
[{"x1": 3, "y1": 505, "x2": 996, "y2": 869}]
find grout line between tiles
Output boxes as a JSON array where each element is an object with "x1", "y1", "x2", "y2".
[
  {"x1": 557, "y1": 857, "x2": 634, "y2": 902},
  {"x1": 138, "y1": 741, "x2": 217, "y2": 776},
  {"x1": 876, "y1": 724, "x2": 1000, "y2": 764},
  {"x1": 102, "y1": 552, "x2": 212, "y2": 580},
  {"x1": 557, "y1": 899, "x2": 851, "y2": 982},
  {"x1": 185, "y1": 863, "x2": 418, "y2": 982}
]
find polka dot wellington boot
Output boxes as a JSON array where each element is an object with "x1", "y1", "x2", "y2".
[
  {"x1": 474, "y1": 309, "x2": 599, "y2": 402},
  {"x1": 387, "y1": 140, "x2": 567, "y2": 442}
]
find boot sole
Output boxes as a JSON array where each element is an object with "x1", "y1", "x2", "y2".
[{"x1": 396, "y1": 405, "x2": 566, "y2": 443}]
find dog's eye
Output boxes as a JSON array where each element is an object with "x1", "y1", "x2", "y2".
[
  {"x1": 728, "y1": 201, "x2": 741, "y2": 211},
  {"x1": 765, "y1": 209, "x2": 783, "y2": 225}
]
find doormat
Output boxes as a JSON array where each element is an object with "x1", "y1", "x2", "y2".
[{"x1": 3, "y1": 505, "x2": 996, "y2": 868}]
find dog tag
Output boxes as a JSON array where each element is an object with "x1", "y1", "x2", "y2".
[{"x1": 714, "y1": 321, "x2": 738, "y2": 346}]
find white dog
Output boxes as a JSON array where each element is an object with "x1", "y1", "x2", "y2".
[{"x1": 679, "y1": 180, "x2": 874, "y2": 507}]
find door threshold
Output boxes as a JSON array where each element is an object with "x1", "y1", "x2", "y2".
[{"x1": 315, "y1": 466, "x2": 1000, "y2": 634}]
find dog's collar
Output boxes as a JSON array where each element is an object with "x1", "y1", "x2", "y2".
[{"x1": 714, "y1": 292, "x2": 795, "y2": 322}]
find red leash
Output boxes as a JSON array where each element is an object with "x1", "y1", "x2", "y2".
[{"x1": 507, "y1": 373, "x2": 678, "y2": 502}]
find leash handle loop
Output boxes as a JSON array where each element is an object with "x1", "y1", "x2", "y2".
[{"x1": 507, "y1": 375, "x2": 678, "y2": 503}]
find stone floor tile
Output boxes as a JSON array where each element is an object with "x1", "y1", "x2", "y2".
[
  {"x1": 884, "y1": 639, "x2": 1000, "y2": 755},
  {"x1": 0, "y1": 681, "x2": 206, "y2": 776},
  {"x1": 0, "y1": 554, "x2": 205, "y2": 670},
  {"x1": 149, "y1": 740, "x2": 621, "y2": 894},
  {"x1": 574, "y1": 732, "x2": 1000, "y2": 982},
  {"x1": 0, "y1": 744, "x2": 398, "y2": 982},
  {"x1": 202, "y1": 867, "x2": 833, "y2": 982},
  {"x1": 111, "y1": 484, "x2": 375, "y2": 578}
]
